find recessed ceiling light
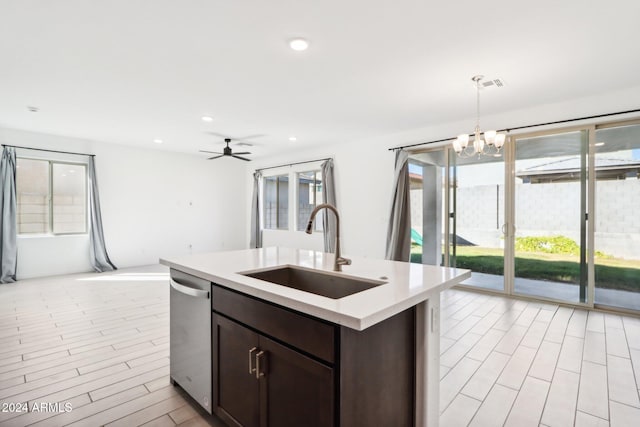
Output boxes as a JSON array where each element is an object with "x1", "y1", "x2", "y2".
[
  {"x1": 289, "y1": 136, "x2": 297, "y2": 142},
  {"x1": 27, "y1": 106, "x2": 39, "y2": 113},
  {"x1": 153, "y1": 139, "x2": 163, "y2": 144},
  {"x1": 289, "y1": 38, "x2": 309, "y2": 51},
  {"x1": 595, "y1": 142, "x2": 605, "y2": 146},
  {"x1": 201, "y1": 116, "x2": 214, "y2": 122}
]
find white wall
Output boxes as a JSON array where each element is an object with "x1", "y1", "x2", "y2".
[
  {"x1": 0, "y1": 127, "x2": 247, "y2": 279},
  {"x1": 250, "y1": 141, "x2": 395, "y2": 259},
  {"x1": 247, "y1": 84, "x2": 640, "y2": 260},
  {"x1": 5, "y1": 83, "x2": 639, "y2": 277}
]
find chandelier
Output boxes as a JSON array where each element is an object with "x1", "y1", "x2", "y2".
[{"x1": 452, "y1": 75, "x2": 506, "y2": 157}]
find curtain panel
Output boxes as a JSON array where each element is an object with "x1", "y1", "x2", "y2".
[
  {"x1": 88, "y1": 157, "x2": 117, "y2": 272},
  {"x1": 250, "y1": 171, "x2": 262, "y2": 248},
  {"x1": 385, "y1": 150, "x2": 411, "y2": 261},
  {"x1": 0, "y1": 146, "x2": 17, "y2": 283},
  {"x1": 321, "y1": 159, "x2": 337, "y2": 253}
]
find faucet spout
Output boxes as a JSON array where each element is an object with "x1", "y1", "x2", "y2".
[{"x1": 305, "y1": 204, "x2": 351, "y2": 272}]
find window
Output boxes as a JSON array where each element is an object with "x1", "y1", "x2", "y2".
[
  {"x1": 264, "y1": 174, "x2": 289, "y2": 229},
  {"x1": 297, "y1": 170, "x2": 323, "y2": 232},
  {"x1": 16, "y1": 158, "x2": 87, "y2": 235},
  {"x1": 262, "y1": 165, "x2": 326, "y2": 232}
]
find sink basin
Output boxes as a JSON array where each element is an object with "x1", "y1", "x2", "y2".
[{"x1": 240, "y1": 266, "x2": 386, "y2": 299}]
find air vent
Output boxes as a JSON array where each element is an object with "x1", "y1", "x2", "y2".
[{"x1": 480, "y1": 78, "x2": 505, "y2": 89}]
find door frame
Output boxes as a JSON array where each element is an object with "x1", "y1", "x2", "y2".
[
  {"x1": 506, "y1": 124, "x2": 594, "y2": 308},
  {"x1": 411, "y1": 117, "x2": 640, "y2": 313}
]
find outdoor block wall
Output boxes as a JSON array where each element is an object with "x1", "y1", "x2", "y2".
[
  {"x1": 411, "y1": 179, "x2": 640, "y2": 259},
  {"x1": 464, "y1": 180, "x2": 640, "y2": 259},
  {"x1": 17, "y1": 194, "x2": 86, "y2": 234}
]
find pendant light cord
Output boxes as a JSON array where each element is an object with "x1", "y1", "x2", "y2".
[{"x1": 476, "y1": 77, "x2": 481, "y2": 131}]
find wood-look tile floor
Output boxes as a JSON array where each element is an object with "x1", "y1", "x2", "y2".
[
  {"x1": 0, "y1": 266, "x2": 223, "y2": 427},
  {"x1": 1, "y1": 266, "x2": 639, "y2": 426},
  {"x1": 440, "y1": 288, "x2": 640, "y2": 427}
]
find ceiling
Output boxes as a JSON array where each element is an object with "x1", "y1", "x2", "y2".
[{"x1": 1, "y1": 0, "x2": 639, "y2": 159}]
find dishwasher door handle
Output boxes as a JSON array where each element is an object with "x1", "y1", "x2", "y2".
[{"x1": 170, "y1": 279, "x2": 210, "y2": 299}]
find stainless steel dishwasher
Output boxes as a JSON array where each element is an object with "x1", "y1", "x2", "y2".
[{"x1": 169, "y1": 268, "x2": 212, "y2": 414}]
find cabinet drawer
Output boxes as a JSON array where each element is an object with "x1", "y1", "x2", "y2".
[{"x1": 212, "y1": 285, "x2": 335, "y2": 363}]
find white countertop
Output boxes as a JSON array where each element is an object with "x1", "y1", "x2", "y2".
[{"x1": 160, "y1": 247, "x2": 470, "y2": 330}]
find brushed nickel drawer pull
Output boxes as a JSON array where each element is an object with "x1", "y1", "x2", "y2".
[
  {"x1": 255, "y1": 350, "x2": 266, "y2": 379},
  {"x1": 249, "y1": 347, "x2": 257, "y2": 375}
]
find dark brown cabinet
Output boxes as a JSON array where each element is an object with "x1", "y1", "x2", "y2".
[
  {"x1": 213, "y1": 314, "x2": 333, "y2": 427},
  {"x1": 259, "y1": 335, "x2": 334, "y2": 427},
  {"x1": 214, "y1": 315, "x2": 260, "y2": 427},
  {"x1": 212, "y1": 284, "x2": 414, "y2": 427}
]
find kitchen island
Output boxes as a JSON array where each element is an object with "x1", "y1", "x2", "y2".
[{"x1": 161, "y1": 247, "x2": 470, "y2": 427}]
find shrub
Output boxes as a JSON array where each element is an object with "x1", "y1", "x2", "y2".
[{"x1": 515, "y1": 235, "x2": 580, "y2": 255}]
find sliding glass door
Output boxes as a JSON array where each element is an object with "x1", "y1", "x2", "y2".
[
  {"x1": 449, "y1": 152, "x2": 506, "y2": 291},
  {"x1": 410, "y1": 118, "x2": 640, "y2": 313},
  {"x1": 408, "y1": 151, "x2": 447, "y2": 267},
  {"x1": 512, "y1": 130, "x2": 589, "y2": 303},
  {"x1": 593, "y1": 122, "x2": 640, "y2": 311},
  {"x1": 409, "y1": 148, "x2": 506, "y2": 291}
]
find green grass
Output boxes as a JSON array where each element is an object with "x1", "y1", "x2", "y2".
[{"x1": 411, "y1": 245, "x2": 640, "y2": 292}]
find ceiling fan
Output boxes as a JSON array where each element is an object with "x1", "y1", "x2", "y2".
[
  {"x1": 204, "y1": 132, "x2": 264, "y2": 147},
  {"x1": 200, "y1": 138, "x2": 252, "y2": 161}
]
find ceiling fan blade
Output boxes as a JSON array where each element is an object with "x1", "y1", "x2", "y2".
[
  {"x1": 204, "y1": 131, "x2": 230, "y2": 139},
  {"x1": 205, "y1": 132, "x2": 265, "y2": 145},
  {"x1": 207, "y1": 155, "x2": 225, "y2": 160},
  {"x1": 199, "y1": 150, "x2": 223, "y2": 154},
  {"x1": 231, "y1": 155, "x2": 251, "y2": 161},
  {"x1": 233, "y1": 151, "x2": 251, "y2": 155},
  {"x1": 234, "y1": 134, "x2": 266, "y2": 143}
]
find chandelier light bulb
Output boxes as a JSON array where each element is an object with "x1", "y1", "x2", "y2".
[
  {"x1": 452, "y1": 138, "x2": 463, "y2": 153},
  {"x1": 484, "y1": 130, "x2": 496, "y2": 146},
  {"x1": 495, "y1": 133, "x2": 506, "y2": 149},
  {"x1": 457, "y1": 134, "x2": 470, "y2": 148}
]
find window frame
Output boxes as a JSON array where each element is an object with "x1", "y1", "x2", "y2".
[
  {"x1": 296, "y1": 169, "x2": 324, "y2": 232},
  {"x1": 261, "y1": 162, "x2": 325, "y2": 233},
  {"x1": 16, "y1": 156, "x2": 89, "y2": 236},
  {"x1": 263, "y1": 173, "x2": 290, "y2": 230}
]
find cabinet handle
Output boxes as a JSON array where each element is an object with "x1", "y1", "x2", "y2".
[
  {"x1": 255, "y1": 350, "x2": 266, "y2": 379},
  {"x1": 170, "y1": 279, "x2": 209, "y2": 299},
  {"x1": 249, "y1": 347, "x2": 257, "y2": 375}
]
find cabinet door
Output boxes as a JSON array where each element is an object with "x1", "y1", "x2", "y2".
[
  {"x1": 258, "y1": 336, "x2": 334, "y2": 427},
  {"x1": 213, "y1": 315, "x2": 260, "y2": 427}
]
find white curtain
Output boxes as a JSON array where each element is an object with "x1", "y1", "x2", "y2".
[
  {"x1": 321, "y1": 159, "x2": 337, "y2": 253},
  {"x1": 250, "y1": 171, "x2": 262, "y2": 248},
  {"x1": 385, "y1": 150, "x2": 411, "y2": 261},
  {"x1": 0, "y1": 146, "x2": 17, "y2": 283},
  {"x1": 88, "y1": 157, "x2": 117, "y2": 272}
]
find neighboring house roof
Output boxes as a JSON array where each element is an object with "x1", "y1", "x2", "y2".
[
  {"x1": 517, "y1": 157, "x2": 640, "y2": 183},
  {"x1": 409, "y1": 172, "x2": 424, "y2": 189}
]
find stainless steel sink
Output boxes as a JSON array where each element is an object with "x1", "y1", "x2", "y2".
[{"x1": 240, "y1": 266, "x2": 386, "y2": 299}]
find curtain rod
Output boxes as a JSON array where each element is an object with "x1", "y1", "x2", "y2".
[
  {"x1": 2, "y1": 144, "x2": 95, "y2": 157},
  {"x1": 255, "y1": 157, "x2": 332, "y2": 172},
  {"x1": 388, "y1": 107, "x2": 640, "y2": 151}
]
